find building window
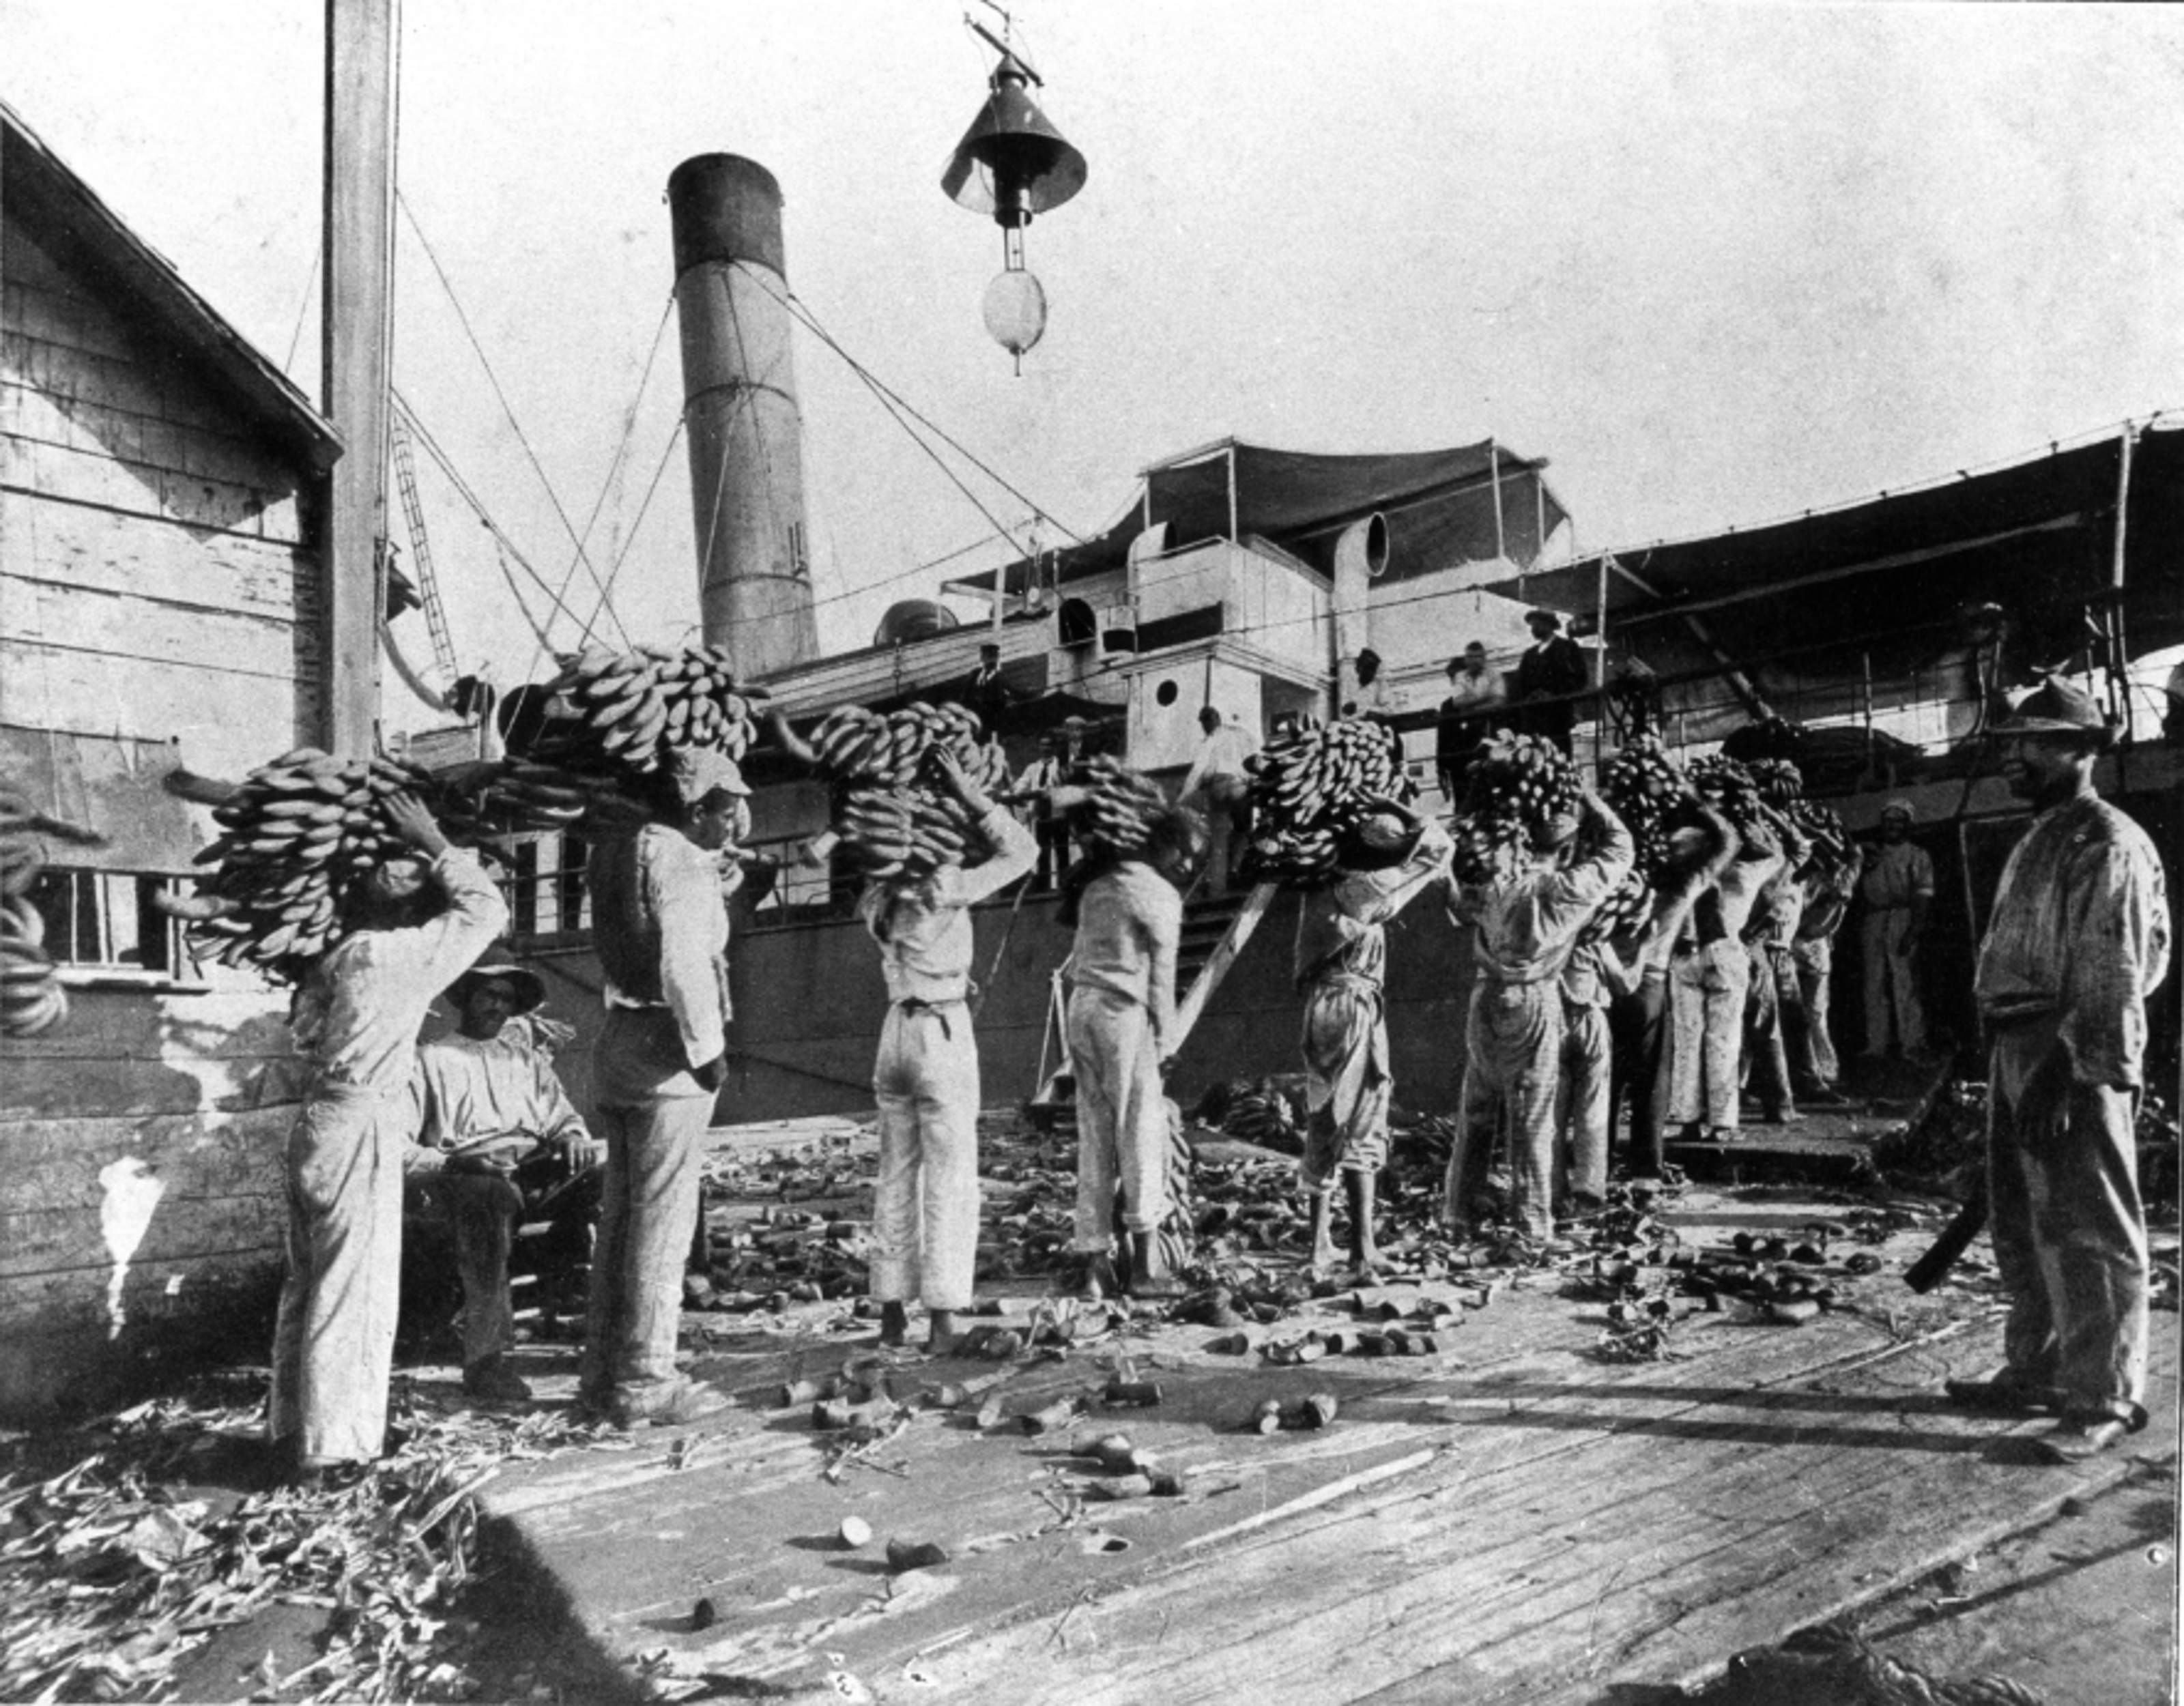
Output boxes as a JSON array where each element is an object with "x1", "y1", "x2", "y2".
[
  {"x1": 27, "y1": 869, "x2": 196, "y2": 981},
  {"x1": 501, "y1": 832, "x2": 590, "y2": 941}
]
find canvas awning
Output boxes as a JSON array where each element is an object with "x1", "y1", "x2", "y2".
[
  {"x1": 1481, "y1": 422, "x2": 2184, "y2": 740},
  {"x1": 950, "y1": 437, "x2": 1569, "y2": 599}
]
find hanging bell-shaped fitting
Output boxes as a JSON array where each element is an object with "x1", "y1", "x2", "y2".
[{"x1": 940, "y1": 54, "x2": 1088, "y2": 229}]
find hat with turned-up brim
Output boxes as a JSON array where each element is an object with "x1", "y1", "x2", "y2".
[{"x1": 1994, "y1": 676, "x2": 2114, "y2": 738}]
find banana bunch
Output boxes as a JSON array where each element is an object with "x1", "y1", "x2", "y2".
[
  {"x1": 1445, "y1": 734, "x2": 1580, "y2": 887},
  {"x1": 805, "y1": 700, "x2": 1010, "y2": 792},
  {"x1": 807, "y1": 700, "x2": 1014, "y2": 879},
  {"x1": 1239, "y1": 717, "x2": 1414, "y2": 887},
  {"x1": 456, "y1": 760, "x2": 650, "y2": 837},
  {"x1": 1747, "y1": 757, "x2": 1805, "y2": 808},
  {"x1": 510, "y1": 644, "x2": 756, "y2": 777},
  {"x1": 833, "y1": 781, "x2": 981, "y2": 882},
  {"x1": 1067, "y1": 754, "x2": 1168, "y2": 860},
  {"x1": 1581, "y1": 867, "x2": 1654, "y2": 945},
  {"x1": 175, "y1": 747, "x2": 440, "y2": 982},
  {"x1": 1221, "y1": 1082, "x2": 1303, "y2": 1153},
  {"x1": 1, "y1": 783, "x2": 102, "y2": 1037},
  {"x1": 1603, "y1": 734, "x2": 1697, "y2": 887},
  {"x1": 1686, "y1": 753, "x2": 1766, "y2": 833}
]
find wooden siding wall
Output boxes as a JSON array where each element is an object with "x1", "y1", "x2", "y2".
[{"x1": 0, "y1": 214, "x2": 325, "y2": 1416}]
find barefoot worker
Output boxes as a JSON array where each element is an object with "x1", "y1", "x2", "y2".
[
  {"x1": 1295, "y1": 801, "x2": 1452, "y2": 1276},
  {"x1": 1060, "y1": 803, "x2": 1203, "y2": 1299},
  {"x1": 857, "y1": 748, "x2": 1035, "y2": 1352}
]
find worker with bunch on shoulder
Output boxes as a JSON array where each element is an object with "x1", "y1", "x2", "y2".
[
  {"x1": 405, "y1": 961, "x2": 603, "y2": 1405},
  {"x1": 1057, "y1": 802, "x2": 1205, "y2": 1299},
  {"x1": 579, "y1": 747, "x2": 747, "y2": 1430},
  {"x1": 272, "y1": 792, "x2": 505, "y2": 1486},
  {"x1": 857, "y1": 748, "x2": 1036, "y2": 1353},
  {"x1": 1667, "y1": 772, "x2": 1784, "y2": 1145},
  {"x1": 1294, "y1": 800, "x2": 1452, "y2": 1277},
  {"x1": 1445, "y1": 789, "x2": 1633, "y2": 1242},
  {"x1": 1950, "y1": 678, "x2": 2169, "y2": 1463}
]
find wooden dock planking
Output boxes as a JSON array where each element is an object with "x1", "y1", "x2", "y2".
[
  {"x1": 486, "y1": 1295, "x2": 2036, "y2": 1695},
  {"x1": 910, "y1": 1327, "x2": 2174, "y2": 1705}
]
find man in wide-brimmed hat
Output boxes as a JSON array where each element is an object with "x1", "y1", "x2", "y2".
[
  {"x1": 408, "y1": 962, "x2": 602, "y2": 1404},
  {"x1": 1949, "y1": 677, "x2": 2170, "y2": 1463}
]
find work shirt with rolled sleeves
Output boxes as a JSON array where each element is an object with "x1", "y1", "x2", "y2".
[
  {"x1": 1294, "y1": 821, "x2": 1454, "y2": 989},
  {"x1": 1974, "y1": 794, "x2": 2172, "y2": 1088},
  {"x1": 407, "y1": 1030, "x2": 591, "y2": 1170},
  {"x1": 287, "y1": 850, "x2": 508, "y2": 1096},
  {"x1": 1559, "y1": 937, "x2": 1625, "y2": 1009},
  {"x1": 1182, "y1": 723, "x2": 1262, "y2": 798},
  {"x1": 1859, "y1": 841, "x2": 1934, "y2": 913},
  {"x1": 857, "y1": 808, "x2": 1037, "y2": 1004},
  {"x1": 588, "y1": 826, "x2": 731, "y2": 1071},
  {"x1": 1461, "y1": 809, "x2": 1635, "y2": 985},
  {"x1": 1065, "y1": 863, "x2": 1183, "y2": 1045}
]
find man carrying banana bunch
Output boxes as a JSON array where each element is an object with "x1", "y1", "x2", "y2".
[
  {"x1": 1295, "y1": 799, "x2": 1452, "y2": 1276},
  {"x1": 856, "y1": 748, "x2": 1036, "y2": 1353},
  {"x1": 273, "y1": 792, "x2": 506, "y2": 1487},
  {"x1": 1446, "y1": 790, "x2": 1634, "y2": 1243}
]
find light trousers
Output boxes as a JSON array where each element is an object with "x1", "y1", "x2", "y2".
[
  {"x1": 1556, "y1": 1000, "x2": 1611, "y2": 1205},
  {"x1": 1449, "y1": 978, "x2": 1562, "y2": 1239},
  {"x1": 1861, "y1": 910, "x2": 1925, "y2": 1056},
  {"x1": 1987, "y1": 1017, "x2": 2148, "y2": 1424},
  {"x1": 581, "y1": 1009, "x2": 712, "y2": 1400},
  {"x1": 1299, "y1": 977, "x2": 1390, "y2": 1190},
  {"x1": 1790, "y1": 936, "x2": 1840, "y2": 1087},
  {"x1": 270, "y1": 1085, "x2": 405, "y2": 1464},
  {"x1": 1067, "y1": 986, "x2": 1167, "y2": 1250},
  {"x1": 1669, "y1": 939, "x2": 1748, "y2": 1131},
  {"x1": 871, "y1": 1003, "x2": 981, "y2": 1311}
]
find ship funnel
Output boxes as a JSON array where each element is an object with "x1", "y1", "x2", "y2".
[
  {"x1": 666, "y1": 154, "x2": 820, "y2": 676},
  {"x1": 1332, "y1": 512, "x2": 1388, "y2": 713}
]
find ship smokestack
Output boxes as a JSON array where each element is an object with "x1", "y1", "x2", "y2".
[{"x1": 666, "y1": 154, "x2": 819, "y2": 676}]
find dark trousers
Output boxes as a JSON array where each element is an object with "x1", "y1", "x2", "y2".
[
  {"x1": 1033, "y1": 820, "x2": 1071, "y2": 891},
  {"x1": 1609, "y1": 971, "x2": 1669, "y2": 1175}
]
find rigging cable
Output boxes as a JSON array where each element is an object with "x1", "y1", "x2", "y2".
[
  {"x1": 522, "y1": 292, "x2": 680, "y2": 678},
  {"x1": 391, "y1": 390, "x2": 581, "y2": 647},
  {"x1": 732, "y1": 261, "x2": 1084, "y2": 552},
  {"x1": 395, "y1": 188, "x2": 633, "y2": 646}
]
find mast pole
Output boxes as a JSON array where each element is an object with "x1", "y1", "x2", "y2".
[{"x1": 321, "y1": 0, "x2": 399, "y2": 758}]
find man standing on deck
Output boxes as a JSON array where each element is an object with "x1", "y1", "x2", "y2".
[
  {"x1": 1181, "y1": 706, "x2": 1260, "y2": 893},
  {"x1": 1858, "y1": 799, "x2": 1934, "y2": 1062},
  {"x1": 1512, "y1": 609, "x2": 1588, "y2": 756},
  {"x1": 1667, "y1": 777, "x2": 1784, "y2": 1144},
  {"x1": 1295, "y1": 803, "x2": 1452, "y2": 1275},
  {"x1": 1947, "y1": 678, "x2": 2169, "y2": 1462},
  {"x1": 272, "y1": 794, "x2": 505, "y2": 1485},
  {"x1": 1445, "y1": 790, "x2": 1633, "y2": 1241},
  {"x1": 1436, "y1": 644, "x2": 1505, "y2": 803}
]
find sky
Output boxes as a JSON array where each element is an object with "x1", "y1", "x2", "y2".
[{"x1": 5, "y1": 2, "x2": 2182, "y2": 726}]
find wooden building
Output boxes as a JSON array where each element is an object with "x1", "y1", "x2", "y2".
[{"x1": 0, "y1": 101, "x2": 343, "y2": 1415}]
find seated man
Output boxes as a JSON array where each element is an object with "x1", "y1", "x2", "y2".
[{"x1": 406, "y1": 962, "x2": 603, "y2": 1403}]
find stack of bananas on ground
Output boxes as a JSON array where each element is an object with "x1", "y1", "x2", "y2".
[
  {"x1": 172, "y1": 748, "x2": 439, "y2": 983},
  {"x1": 1221, "y1": 1081, "x2": 1304, "y2": 1152},
  {"x1": 1063, "y1": 753, "x2": 1170, "y2": 861},
  {"x1": 506, "y1": 644, "x2": 756, "y2": 775},
  {"x1": 1, "y1": 783, "x2": 103, "y2": 1038},
  {"x1": 806, "y1": 700, "x2": 1013, "y2": 880},
  {"x1": 1448, "y1": 732, "x2": 1580, "y2": 884},
  {"x1": 1237, "y1": 716, "x2": 1414, "y2": 887}
]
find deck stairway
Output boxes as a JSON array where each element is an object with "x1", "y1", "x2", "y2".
[{"x1": 1178, "y1": 888, "x2": 1250, "y2": 989}]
